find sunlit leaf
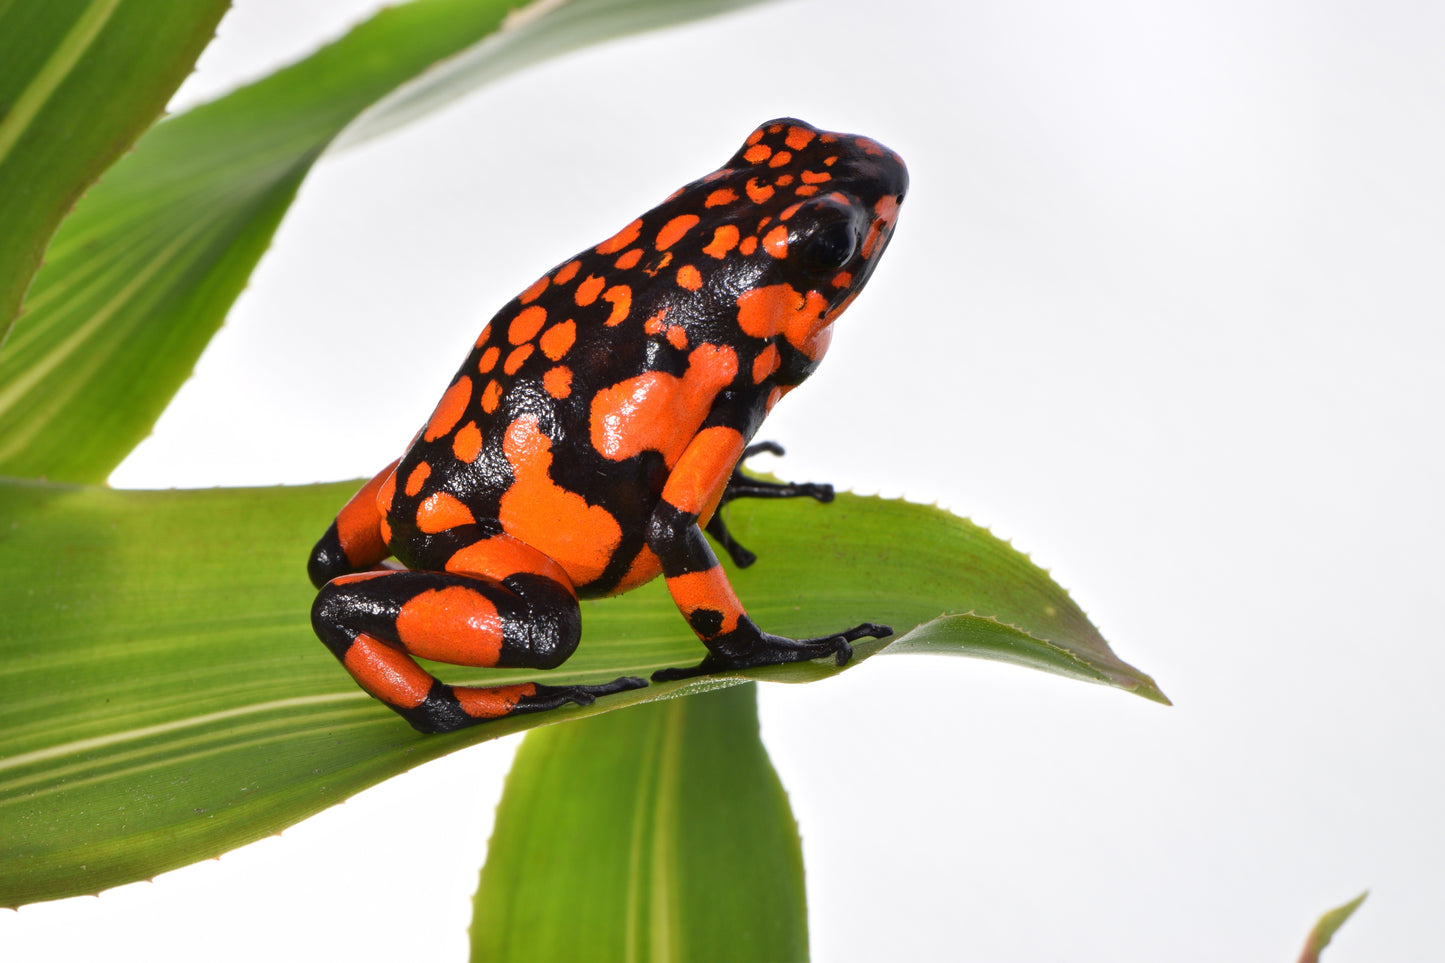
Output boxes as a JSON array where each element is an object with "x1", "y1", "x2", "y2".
[
  {"x1": 0, "y1": 476, "x2": 1162, "y2": 906},
  {"x1": 471, "y1": 683, "x2": 807, "y2": 961},
  {"x1": 0, "y1": 0, "x2": 775, "y2": 484},
  {"x1": 0, "y1": 0, "x2": 227, "y2": 337}
]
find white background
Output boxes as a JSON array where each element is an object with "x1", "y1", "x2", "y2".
[{"x1": 4, "y1": 0, "x2": 1443, "y2": 959}]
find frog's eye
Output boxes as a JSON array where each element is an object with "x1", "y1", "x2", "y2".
[{"x1": 797, "y1": 218, "x2": 857, "y2": 274}]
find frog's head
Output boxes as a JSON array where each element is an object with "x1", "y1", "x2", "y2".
[{"x1": 667, "y1": 118, "x2": 908, "y2": 388}]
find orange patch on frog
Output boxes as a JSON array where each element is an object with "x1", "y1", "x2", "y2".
[
  {"x1": 448, "y1": 533, "x2": 576, "y2": 590},
  {"x1": 800, "y1": 169, "x2": 831, "y2": 184},
  {"x1": 666, "y1": 325, "x2": 689, "y2": 350},
  {"x1": 734, "y1": 283, "x2": 832, "y2": 357},
  {"x1": 589, "y1": 343, "x2": 739, "y2": 467},
  {"x1": 614, "y1": 248, "x2": 643, "y2": 270},
  {"x1": 745, "y1": 127, "x2": 765, "y2": 146},
  {"x1": 337, "y1": 459, "x2": 398, "y2": 566},
  {"x1": 478, "y1": 346, "x2": 500, "y2": 373},
  {"x1": 656, "y1": 213, "x2": 700, "y2": 250},
  {"x1": 703, "y1": 225, "x2": 739, "y2": 259},
  {"x1": 554, "y1": 260, "x2": 581, "y2": 285},
  {"x1": 404, "y1": 461, "x2": 431, "y2": 497},
  {"x1": 752, "y1": 343, "x2": 780, "y2": 383},
  {"x1": 376, "y1": 469, "x2": 397, "y2": 516},
  {"x1": 539, "y1": 320, "x2": 576, "y2": 361},
  {"x1": 768, "y1": 150, "x2": 792, "y2": 168},
  {"x1": 762, "y1": 225, "x2": 789, "y2": 258},
  {"x1": 676, "y1": 264, "x2": 702, "y2": 291},
  {"x1": 481, "y1": 379, "x2": 503, "y2": 414},
  {"x1": 739, "y1": 236, "x2": 758, "y2": 256},
  {"x1": 504, "y1": 343, "x2": 533, "y2": 375},
  {"x1": 518, "y1": 276, "x2": 548, "y2": 305},
  {"x1": 665, "y1": 568, "x2": 742, "y2": 637},
  {"x1": 785, "y1": 126, "x2": 815, "y2": 151},
  {"x1": 773, "y1": 173, "x2": 794, "y2": 187},
  {"x1": 602, "y1": 285, "x2": 631, "y2": 326},
  {"x1": 663, "y1": 425, "x2": 746, "y2": 518},
  {"x1": 457, "y1": 683, "x2": 538, "y2": 719},
  {"x1": 862, "y1": 194, "x2": 900, "y2": 259},
  {"x1": 543, "y1": 365, "x2": 573, "y2": 398},
  {"x1": 453, "y1": 421, "x2": 483, "y2": 463},
  {"x1": 509, "y1": 305, "x2": 547, "y2": 344},
  {"x1": 705, "y1": 188, "x2": 738, "y2": 208},
  {"x1": 499, "y1": 416, "x2": 622, "y2": 587},
  {"x1": 743, "y1": 143, "x2": 771, "y2": 164},
  {"x1": 416, "y1": 492, "x2": 476, "y2": 534},
  {"x1": 396, "y1": 585, "x2": 503, "y2": 666},
  {"x1": 575, "y1": 274, "x2": 606, "y2": 306},
  {"x1": 644, "y1": 309, "x2": 668, "y2": 335},
  {"x1": 424, "y1": 376, "x2": 472, "y2": 442},
  {"x1": 793, "y1": 184, "x2": 820, "y2": 197},
  {"x1": 596, "y1": 219, "x2": 642, "y2": 255},
  {"x1": 831, "y1": 271, "x2": 853, "y2": 289},
  {"x1": 345, "y1": 634, "x2": 430, "y2": 708},
  {"x1": 745, "y1": 178, "x2": 774, "y2": 203}
]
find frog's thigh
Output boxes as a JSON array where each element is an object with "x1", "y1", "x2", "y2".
[{"x1": 312, "y1": 562, "x2": 582, "y2": 731}]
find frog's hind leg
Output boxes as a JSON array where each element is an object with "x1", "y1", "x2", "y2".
[
  {"x1": 307, "y1": 459, "x2": 401, "y2": 588},
  {"x1": 312, "y1": 556, "x2": 644, "y2": 733}
]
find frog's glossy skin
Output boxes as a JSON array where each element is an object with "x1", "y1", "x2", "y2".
[{"x1": 308, "y1": 118, "x2": 907, "y2": 733}]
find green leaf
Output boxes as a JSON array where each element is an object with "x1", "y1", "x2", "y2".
[
  {"x1": 471, "y1": 683, "x2": 807, "y2": 961},
  {"x1": 0, "y1": 0, "x2": 775, "y2": 484},
  {"x1": 1296, "y1": 891, "x2": 1367, "y2": 963},
  {"x1": 0, "y1": 0, "x2": 228, "y2": 339},
  {"x1": 0, "y1": 477, "x2": 1163, "y2": 906}
]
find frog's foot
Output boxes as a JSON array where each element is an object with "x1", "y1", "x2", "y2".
[
  {"x1": 402, "y1": 676, "x2": 648, "y2": 734},
  {"x1": 651, "y1": 622, "x2": 892, "y2": 682},
  {"x1": 707, "y1": 442, "x2": 836, "y2": 568}
]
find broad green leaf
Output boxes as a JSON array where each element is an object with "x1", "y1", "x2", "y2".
[
  {"x1": 0, "y1": 0, "x2": 774, "y2": 484},
  {"x1": 1296, "y1": 891, "x2": 1367, "y2": 963},
  {"x1": 0, "y1": 477, "x2": 1163, "y2": 906},
  {"x1": 471, "y1": 683, "x2": 807, "y2": 961},
  {"x1": 0, "y1": 0, "x2": 228, "y2": 339}
]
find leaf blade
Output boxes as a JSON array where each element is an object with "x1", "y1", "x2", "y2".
[
  {"x1": 470, "y1": 683, "x2": 808, "y2": 962},
  {"x1": 0, "y1": 478, "x2": 1161, "y2": 906},
  {"x1": 0, "y1": 0, "x2": 229, "y2": 340}
]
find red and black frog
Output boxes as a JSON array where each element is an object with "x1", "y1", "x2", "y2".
[{"x1": 307, "y1": 118, "x2": 908, "y2": 733}]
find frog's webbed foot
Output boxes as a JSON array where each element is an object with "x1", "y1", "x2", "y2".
[
  {"x1": 529, "y1": 676, "x2": 649, "y2": 709},
  {"x1": 651, "y1": 622, "x2": 892, "y2": 682},
  {"x1": 706, "y1": 442, "x2": 835, "y2": 568}
]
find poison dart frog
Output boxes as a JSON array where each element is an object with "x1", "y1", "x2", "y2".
[{"x1": 308, "y1": 118, "x2": 908, "y2": 733}]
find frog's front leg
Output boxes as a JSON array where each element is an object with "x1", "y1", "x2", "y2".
[
  {"x1": 705, "y1": 441, "x2": 835, "y2": 568},
  {"x1": 648, "y1": 427, "x2": 892, "y2": 683},
  {"x1": 312, "y1": 535, "x2": 645, "y2": 733}
]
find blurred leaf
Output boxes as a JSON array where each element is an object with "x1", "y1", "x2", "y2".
[
  {"x1": 471, "y1": 683, "x2": 807, "y2": 961},
  {"x1": 0, "y1": 0, "x2": 775, "y2": 484},
  {"x1": 0, "y1": 0, "x2": 227, "y2": 339},
  {"x1": 0, "y1": 477, "x2": 1162, "y2": 906},
  {"x1": 1296, "y1": 891, "x2": 1367, "y2": 963}
]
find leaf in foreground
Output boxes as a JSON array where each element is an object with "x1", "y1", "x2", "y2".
[
  {"x1": 0, "y1": 0, "x2": 776, "y2": 484},
  {"x1": 0, "y1": 477, "x2": 1163, "y2": 906},
  {"x1": 0, "y1": 0, "x2": 227, "y2": 337},
  {"x1": 472, "y1": 683, "x2": 806, "y2": 961},
  {"x1": 1296, "y1": 891, "x2": 1367, "y2": 963}
]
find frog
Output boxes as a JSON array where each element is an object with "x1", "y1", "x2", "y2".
[{"x1": 308, "y1": 118, "x2": 908, "y2": 733}]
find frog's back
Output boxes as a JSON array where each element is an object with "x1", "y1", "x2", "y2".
[{"x1": 382, "y1": 118, "x2": 907, "y2": 592}]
